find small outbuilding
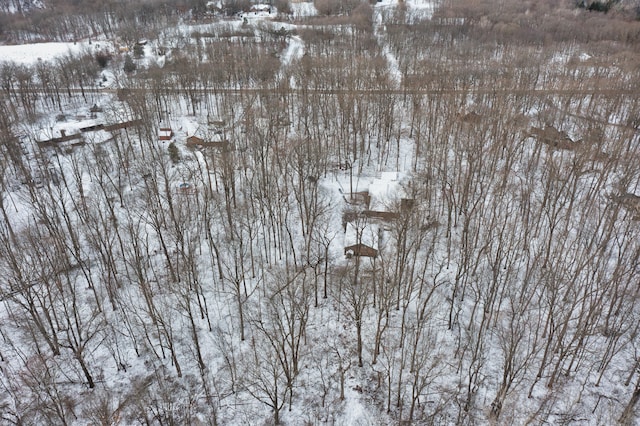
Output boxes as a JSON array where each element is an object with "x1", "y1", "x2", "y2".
[
  {"x1": 344, "y1": 222, "x2": 380, "y2": 259},
  {"x1": 159, "y1": 128, "x2": 174, "y2": 141},
  {"x1": 344, "y1": 243, "x2": 378, "y2": 259},
  {"x1": 186, "y1": 135, "x2": 230, "y2": 150}
]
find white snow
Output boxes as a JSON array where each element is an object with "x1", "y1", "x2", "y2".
[
  {"x1": 367, "y1": 172, "x2": 404, "y2": 211},
  {"x1": 1, "y1": 2, "x2": 637, "y2": 425},
  {"x1": 345, "y1": 221, "x2": 379, "y2": 251},
  {"x1": 375, "y1": 0, "x2": 438, "y2": 18},
  {"x1": 240, "y1": 4, "x2": 276, "y2": 19},
  {"x1": 1, "y1": 0, "x2": 45, "y2": 14},
  {"x1": 281, "y1": 35, "x2": 304, "y2": 66},
  {"x1": 0, "y1": 40, "x2": 114, "y2": 65},
  {"x1": 340, "y1": 392, "x2": 381, "y2": 425},
  {"x1": 279, "y1": 34, "x2": 305, "y2": 84},
  {"x1": 291, "y1": 1, "x2": 318, "y2": 18}
]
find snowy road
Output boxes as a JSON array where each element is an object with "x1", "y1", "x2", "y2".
[{"x1": 278, "y1": 34, "x2": 305, "y2": 84}]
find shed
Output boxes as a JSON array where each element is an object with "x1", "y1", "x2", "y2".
[
  {"x1": 346, "y1": 191, "x2": 371, "y2": 209},
  {"x1": 344, "y1": 222, "x2": 380, "y2": 259},
  {"x1": 186, "y1": 135, "x2": 205, "y2": 146},
  {"x1": 345, "y1": 243, "x2": 378, "y2": 259},
  {"x1": 186, "y1": 135, "x2": 230, "y2": 150},
  {"x1": 363, "y1": 210, "x2": 398, "y2": 221},
  {"x1": 159, "y1": 128, "x2": 174, "y2": 141}
]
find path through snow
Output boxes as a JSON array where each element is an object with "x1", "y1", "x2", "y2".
[
  {"x1": 279, "y1": 35, "x2": 305, "y2": 86},
  {"x1": 373, "y1": 0, "x2": 439, "y2": 88}
]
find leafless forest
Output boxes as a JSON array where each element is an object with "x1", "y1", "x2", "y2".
[{"x1": 1, "y1": 0, "x2": 640, "y2": 424}]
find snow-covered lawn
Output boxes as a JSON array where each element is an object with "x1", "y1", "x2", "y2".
[{"x1": 0, "y1": 41, "x2": 114, "y2": 65}]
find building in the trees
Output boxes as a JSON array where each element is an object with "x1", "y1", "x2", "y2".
[
  {"x1": 344, "y1": 222, "x2": 379, "y2": 259},
  {"x1": 159, "y1": 128, "x2": 174, "y2": 141},
  {"x1": 186, "y1": 135, "x2": 230, "y2": 150}
]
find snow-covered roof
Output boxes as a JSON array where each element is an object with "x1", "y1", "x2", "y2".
[
  {"x1": 250, "y1": 4, "x2": 271, "y2": 11},
  {"x1": 344, "y1": 222, "x2": 379, "y2": 250},
  {"x1": 34, "y1": 116, "x2": 103, "y2": 142},
  {"x1": 367, "y1": 172, "x2": 405, "y2": 212}
]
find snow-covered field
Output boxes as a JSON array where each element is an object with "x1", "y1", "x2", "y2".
[
  {"x1": 0, "y1": 40, "x2": 114, "y2": 64},
  {"x1": 0, "y1": 0, "x2": 44, "y2": 14}
]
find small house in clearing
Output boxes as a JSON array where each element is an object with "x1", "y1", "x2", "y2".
[
  {"x1": 186, "y1": 135, "x2": 204, "y2": 146},
  {"x1": 530, "y1": 126, "x2": 580, "y2": 150},
  {"x1": 344, "y1": 243, "x2": 378, "y2": 259},
  {"x1": 186, "y1": 135, "x2": 230, "y2": 150},
  {"x1": 159, "y1": 128, "x2": 174, "y2": 141},
  {"x1": 250, "y1": 4, "x2": 271, "y2": 13},
  {"x1": 347, "y1": 172, "x2": 408, "y2": 224},
  {"x1": 344, "y1": 222, "x2": 379, "y2": 259},
  {"x1": 37, "y1": 128, "x2": 84, "y2": 147},
  {"x1": 342, "y1": 173, "x2": 414, "y2": 258},
  {"x1": 345, "y1": 191, "x2": 371, "y2": 209}
]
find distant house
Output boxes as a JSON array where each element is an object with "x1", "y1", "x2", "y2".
[
  {"x1": 159, "y1": 128, "x2": 174, "y2": 141},
  {"x1": 345, "y1": 243, "x2": 378, "y2": 259},
  {"x1": 250, "y1": 4, "x2": 271, "y2": 13},
  {"x1": 344, "y1": 222, "x2": 379, "y2": 259},
  {"x1": 615, "y1": 192, "x2": 640, "y2": 218},
  {"x1": 346, "y1": 191, "x2": 371, "y2": 209},
  {"x1": 363, "y1": 210, "x2": 398, "y2": 221},
  {"x1": 37, "y1": 129, "x2": 83, "y2": 146},
  {"x1": 530, "y1": 126, "x2": 580, "y2": 150},
  {"x1": 186, "y1": 135, "x2": 205, "y2": 146},
  {"x1": 80, "y1": 123, "x2": 105, "y2": 133},
  {"x1": 176, "y1": 182, "x2": 197, "y2": 195},
  {"x1": 37, "y1": 118, "x2": 143, "y2": 148},
  {"x1": 103, "y1": 119, "x2": 143, "y2": 132},
  {"x1": 186, "y1": 135, "x2": 230, "y2": 150},
  {"x1": 459, "y1": 111, "x2": 482, "y2": 125}
]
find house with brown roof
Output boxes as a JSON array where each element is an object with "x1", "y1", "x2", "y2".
[
  {"x1": 159, "y1": 128, "x2": 174, "y2": 141},
  {"x1": 186, "y1": 135, "x2": 230, "y2": 150},
  {"x1": 344, "y1": 243, "x2": 378, "y2": 259},
  {"x1": 344, "y1": 222, "x2": 380, "y2": 259}
]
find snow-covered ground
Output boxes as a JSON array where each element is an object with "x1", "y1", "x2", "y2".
[
  {"x1": 1, "y1": 1, "x2": 639, "y2": 425},
  {"x1": 0, "y1": 0, "x2": 44, "y2": 14},
  {"x1": 0, "y1": 40, "x2": 114, "y2": 64},
  {"x1": 291, "y1": 1, "x2": 318, "y2": 18},
  {"x1": 279, "y1": 34, "x2": 304, "y2": 84},
  {"x1": 375, "y1": 0, "x2": 438, "y2": 17}
]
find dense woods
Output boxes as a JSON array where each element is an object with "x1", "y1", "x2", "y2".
[{"x1": 1, "y1": 0, "x2": 640, "y2": 424}]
